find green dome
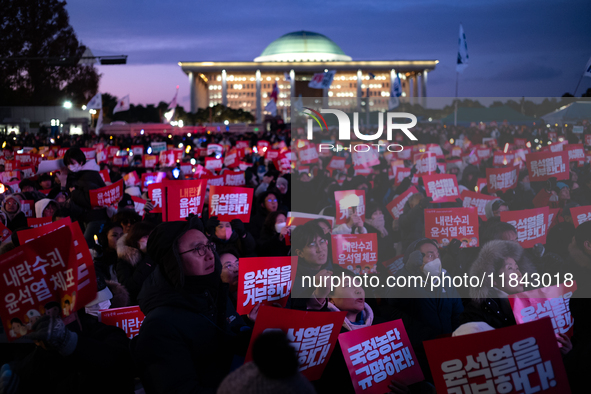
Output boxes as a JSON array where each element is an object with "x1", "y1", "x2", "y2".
[{"x1": 254, "y1": 31, "x2": 352, "y2": 62}]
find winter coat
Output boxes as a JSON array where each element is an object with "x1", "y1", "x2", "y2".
[
  {"x1": 256, "y1": 229, "x2": 291, "y2": 257},
  {"x1": 116, "y1": 234, "x2": 156, "y2": 305},
  {"x1": 2, "y1": 195, "x2": 27, "y2": 231},
  {"x1": 460, "y1": 240, "x2": 536, "y2": 329},
  {"x1": 65, "y1": 159, "x2": 108, "y2": 224},
  {"x1": 398, "y1": 199, "x2": 426, "y2": 252}
]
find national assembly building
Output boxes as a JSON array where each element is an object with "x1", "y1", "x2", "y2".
[{"x1": 179, "y1": 31, "x2": 438, "y2": 122}]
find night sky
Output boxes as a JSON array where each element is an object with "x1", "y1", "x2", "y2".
[{"x1": 65, "y1": 0, "x2": 591, "y2": 111}]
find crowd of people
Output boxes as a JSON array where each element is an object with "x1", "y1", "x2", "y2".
[{"x1": 0, "y1": 120, "x2": 590, "y2": 393}]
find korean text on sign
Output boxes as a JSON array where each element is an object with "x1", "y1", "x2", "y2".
[
  {"x1": 422, "y1": 175, "x2": 459, "y2": 203},
  {"x1": 331, "y1": 234, "x2": 378, "y2": 273},
  {"x1": 209, "y1": 186, "x2": 253, "y2": 222},
  {"x1": 425, "y1": 208, "x2": 479, "y2": 248},
  {"x1": 527, "y1": 151, "x2": 569, "y2": 181},
  {"x1": 501, "y1": 207, "x2": 548, "y2": 249}
]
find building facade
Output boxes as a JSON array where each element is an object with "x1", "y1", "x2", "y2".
[{"x1": 180, "y1": 31, "x2": 437, "y2": 122}]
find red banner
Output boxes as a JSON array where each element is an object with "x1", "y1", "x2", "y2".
[
  {"x1": 461, "y1": 191, "x2": 497, "y2": 220},
  {"x1": 422, "y1": 174, "x2": 460, "y2": 203},
  {"x1": 89, "y1": 179, "x2": 124, "y2": 208},
  {"x1": 413, "y1": 152, "x2": 437, "y2": 174},
  {"x1": 425, "y1": 208, "x2": 479, "y2": 248},
  {"x1": 142, "y1": 154, "x2": 158, "y2": 168},
  {"x1": 236, "y1": 256, "x2": 296, "y2": 315},
  {"x1": 571, "y1": 205, "x2": 591, "y2": 227},
  {"x1": 26, "y1": 217, "x2": 53, "y2": 228},
  {"x1": 208, "y1": 186, "x2": 254, "y2": 222},
  {"x1": 334, "y1": 190, "x2": 366, "y2": 226},
  {"x1": 147, "y1": 183, "x2": 163, "y2": 213},
  {"x1": 99, "y1": 306, "x2": 145, "y2": 339},
  {"x1": 486, "y1": 166, "x2": 518, "y2": 193},
  {"x1": 501, "y1": 207, "x2": 549, "y2": 248},
  {"x1": 339, "y1": 320, "x2": 424, "y2": 393},
  {"x1": 386, "y1": 187, "x2": 418, "y2": 220},
  {"x1": 509, "y1": 282, "x2": 576, "y2": 339},
  {"x1": 245, "y1": 306, "x2": 346, "y2": 381},
  {"x1": 0, "y1": 223, "x2": 96, "y2": 341},
  {"x1": 162, "y1": 179, "x2": 207, "y2": 221},
  {"x1": 205, "y1": 157, "x2": 223, "y2": 171},
  {"x1": 331, "y1": 233, "x2": 378, "y2": 273},
  {"x1": 425, "y1": 318, "x2": 570, "y2": 394},
  {"x1": 526, "y1": 151, "x2": 569, "y2": 182},
  {"x1": 224, "y1": 171, "x2": 246, "y2": 186}
]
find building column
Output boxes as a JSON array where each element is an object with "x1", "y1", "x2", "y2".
[
  {"x1": 412, "y1": 74, "x2": 419, "y2": 104},
  {"x1": 357, "y1": 69, "x2": 363, "y2": 112},
  {"x1": 290, "y1": 69, "x2": 295, "y2": 99},
  {"x1": 256, "y1": 70, "x2": 261, "y2": 123},
  {"x1": 421, "y1": 70, "x2": 428, "y2": 98},
  {"x1": 189, "y1": 72, "x2": 197, "y2": 113},
  {"x1": 221, "y1": 70, "x2": 228, "y2": 106}
]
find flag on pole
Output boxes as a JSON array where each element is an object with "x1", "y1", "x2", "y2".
[
  {"x1": 308, "y1": 70, "x2": 336, "y2": 89},
  {"x1": 86, "y1": 92, "x2": 102, "y2": 110},
  {"x1": 269, "y1": 82, "x2": 279, "y2": 102},
  {"x1": 168, "y1": 86, "x2": 179, "y2": 110},
  {"x1": 389, "y1": 74, "x2": 402, "y2": 110},
  {"x1": 293, "y1": 95, "x2": 304, "y2": 114},
  {"x1": 284, "y1": 72, "x2": 291, "y2": 81},
  {"x1": 95, "y1": 109, "x2": 103, "y2": 136},
  {"x1": 368, "y1": 72, "x2": 376, "y2": 80},
  {"x1": 113, "y1": 95, "x2": 130, "y2": 114},
  {"x1": 456, "y1": 24, "x2": 469, "y2": 73},
  {"x1": 321, "y1": 70, "x2": 336, "y2": 89},
  {"x1": 164, "y1": 86, "x2": 179, "y2": 123},
  {"x1": 584, "y1": 56, "x2": 591, "y2": 78},
  {"x1": 265, "y1": 99, "x2": 277, "y2": 116}
]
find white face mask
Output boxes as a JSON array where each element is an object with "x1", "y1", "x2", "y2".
[
  {"x1": 139, "y1": 239, "x2": 148, "y2": 253},
  {"x1": 422, "y1": 258, "x2": 442, "y2": 277},
  {"x1": 68, "y1": 163, "x2": 82, "y2": 173},
  {"x1": 275, "y1": 222, "x2": 286, "y2": 233},
  {"x1": 85, "y1": 299, "x2": 111, "y2": 317}
]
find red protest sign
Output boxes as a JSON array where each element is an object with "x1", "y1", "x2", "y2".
[
  {"x1": 98, "y1": 169, "x2": 111, "y2": 184},
  {"x1": 131, "y1": 196, "x2": 147, "y2": 216},
  {"x1": 514, "y1": 138, "x2": 527, "y2": 148},
  {"x1": 493, "y1": 151, "x2": 515, "y2": 167},
  {"x1": 159, "y1": 150, "x2": 176, "y2": 167},
  {"x1": 352, "y1": 145, "x2": 380, "y2": 169},
  {"x1": 461, "y1": 190, "x2": 498, "y2": 220},
  {"x1": 80, "y1": 148, "x2": 96, "y2": 160},
  {"x1": 141, "y1": 171, "x2": 166, "y2": 192},
  {"x1": 585, "y1": 134, "x2": 591, "y2": 146},
  {"x1": 142, "y1": 154, "x2": 158, "y2": 168},
  {"x1": 566, "y1": 144, "x2": 585, "y2": 165},
  {"x1": 236, "y1": 140, "x2": 250, "y2": 149},
  {"x1": 526, "y1": 151, "x2": 569, "y2": 182},
  {"x1": 266, "y1": 149, "x2": 280, "y2": 161},
  {"x1": 331, "y1": 233, "x2": 378, "y2": 273},
  {"x1": 107, "y1": 146, "x2": 119, "y2": 158},
  {"x1": 162, "y1": 179, "x2": 207, "y2": 221},
  {"x1": 207, "y1": 143, "x2": 224, "y2": 157},
  {"x1": 20, "y1": 166, "x2": 35, "y2": 179},
  {"x1": 224, "y1": 148, "x2": 239, "y2": 168},
  {"x1": 422, "y1": 174, "x2": 460, "y2": 203},
  {"x1": 413, "y1": 152, "x2": 437, "y2": 174},
  {"x1": 547, "y1": 208, "x2": 560, "y2": 232},
  {"x1": 236, "y1": 256, "x2": 296, "y2": 315},
  {"x1": 476, "y1": 146, "x2": 492, "y2": 161},
  {"x1": 486, "y1": 166, "x2": 518, "y2": 193},
  {"x1": 112, "y1": 156, "x2": 129, "y2": 167},
  {"x1": 501, "y1": 207, "x2": 549, "y2": 248},
  {"x1": 206, "y1": 175, "x2": 224, "y2": 187},
  {"x1": 245, "y1": 306, "x2": 346, "y2": 381},
  {"x1": 425, "y1": 207, "x2": 479, "y2": 248},
  {"x1": 123, "y1": 171, "x2": 140, "y2": 187},
  {"x1": 147, "y1": 183, "x2": 163, "y2": 213},
  {"x1": 15, "y1": 153, "x2": 33, "y2": 167},
  {"x1": 0, "y1": 223, "x2": 96, "y2": 341},
  {"x1": 571, "y1": 205, "x2": 591, "y2": 227},
  {"x1": 205, "y1": 157, "x2": 223, "y2": 171},
  {"x1": 334, "y1": 190, "x2": 366, "y2": 226},
  {"x1": 27, "y1": 217, "x2": 53, "y2": 228},
  {"x1": 339, "y1": 320, "x2": 424, "y2": 393},
  {"x1": 208, "y1": 186, "x2": 254, "y2": 222},
  {"x1": 18, "y1": 217, "x2": 72, "y2": 244},
  {"x1": 96, "y1": 149, "x2": 107, "y2": 164},
  {"x1": 0, "y1": 222, "x2": 11, "y2": 243},
  {"x1": 89, "y1": 179, "x2": 124, "y2": 208},
  {"x1": 426, "y1": 319, "x2": 570, "y2": 394},
  {"x1": 327, "y1": 156, "x2": 347, "y2": 171},
  {"x1": 386, "y1": 187, "x2": 418, "y2": 220},
  {"x1": 99, "y1": 306, "x2": 145, "y2": 339},
  {"x1": 256, "y1": 140, "x2": 270, "y2": 156},
  {"x1": 20, "y1": 200, "x2": 34, "y2": 218},
  {"x1": 224, "y1": 171, "x2": 245, "y2": 186},
  {"x1": 509, "y1": 282, "x2": 576, "y2": 339},
  {"x1": 426, "y1": 143, "x2": 444, "y2": 158},
  {"x1": 299, "y1": 143, "x2": 319, "y2": 165}
]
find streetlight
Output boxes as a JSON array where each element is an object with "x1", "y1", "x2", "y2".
[{"x1": 63, "y1": 101, "x2": 72, "y2": 109}]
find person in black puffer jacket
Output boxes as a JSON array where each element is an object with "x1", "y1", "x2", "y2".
[
  {"x1": 134, "y1": 216, "x2": 253, "y2": 394},
  {"x1": 205, "y1": 216, "x2": 256, "y2": 257},
  {"x1": 256, "y1": 210, "x2": 290, "y2": 257},
  {"x1": 116, "y1": 221, "x2": 157, "y2": 305}
]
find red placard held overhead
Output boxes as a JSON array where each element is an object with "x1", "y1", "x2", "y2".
[
  {"x1": 266, "y1": 149, "x2": 280, "y2": 160},
  {"x1": 413, "y1": 152, "x2": 437, "y2": 174},
  {"x1": 162, "y1": 179, "x2": 207, "y2": 221},
  {"x1": 425, "y1": 207, "x2": 479, "y2": 248},
  {"x1": 486, "y1": 166, "x2": 518, "y2": 193},
  {"x1": 424, "y1": 319, "x2": 570, "y2": 394},
  {"x1": 422, "y1": 174, "x2": 460, "y2": 203},
  {"x1": 461, "y1": 190, "x2": 498, "y2": 220},
  {"x1": 386, "y1": 186, "x2": 418, "y2": 220},
  {"x1": 206, "y1": 175, "x2": 224, "y2": 187},
  {"x1": 526, "y1": 151, "x2": 569, "y2": 182},
  {"x1": 208, "y1": 186, "x2": 254, "y2": 222},
  {"x1": 224, "y1": 171, "x2": 245, "y2": 186},
  {"x1": 142, "y1": 154, "x2": 158, "y2": 168},
  {"x1": 509, "y1": 282, "x2": 576, "y2": 339},
  {"x1": 205, "y1": 157, "x2": 223, "y2": 171},
  {"x1": 352, "y1": 145, "x2": 380, "y2": 168},
  {"x1": 566, "y1": 144, "x2": 585, "y2": 165},
  {"x1": 570, "y1": 205, "x2": 591, "y2": 227},
  {"x1": 331, "y1": 233, "x2": 378, "y2": 273},
  {"x1": 207, "y1": 143, "x2": 223, "y2": 157},
  {"x1": 339, "y1": 320, "x2": 424, "y2": 393},
  {"x1": 334, "y1": 190, "x2": 366, "y2": 226},
  {"x1": 256, "y1": 140, "x2": 270, "y2": 156},
  {"x1": 327, "y1": 156, "x2": 347, "y2": 171},
  {"x1": 131, "y1": 196, "x2": 147, "y2": 216},
  {"x1": 107, "y1": 146, "x2": 119, "y2": 158},
  {"x1": 123, "y1": 171, "x2": 140, "y2": 187},
  {"x1": 245, "y1": 306, "x2": 346, "y2": 381},
  {"x1": 299, "y1": 143, "x2": 319, "y2": 165},
  {"x1": 0, "y1": 224, "x2": 96, "y2": 341},
  {"x1": 99, "y1": 306, "x2": 146, "y2": 339},
  {"x1": 501, "y1": 207, "x2": 549, "y2": 248},
  {"x1": 236, "y1": 256, "x2": 296, "y2": 315},
  {"x1": 89, "y1": 179, "x2": 124, "y2": 208},
  {"x1": 98, "y1": 169, "x2": 111, "y2": 184},
  {"x1": 584, "y1": 134, "x2": 591, "y2": 146},
  {"x1": 493, "y1": 151, "x2": 515, "y2": 167},
  {"x1": 224, "y1": 148, "x2": 239, "y2": 168},
  {"x1": 147, "y1": 183, "x2": 163, "y2": 213}
]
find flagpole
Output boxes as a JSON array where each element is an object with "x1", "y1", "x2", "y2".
[
  {"x1": 454, "y1": 71, "x2": 459, "y2": 126},
  {"x1": 573, "y1": 74, "x2": 584, "y2": 97}
]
